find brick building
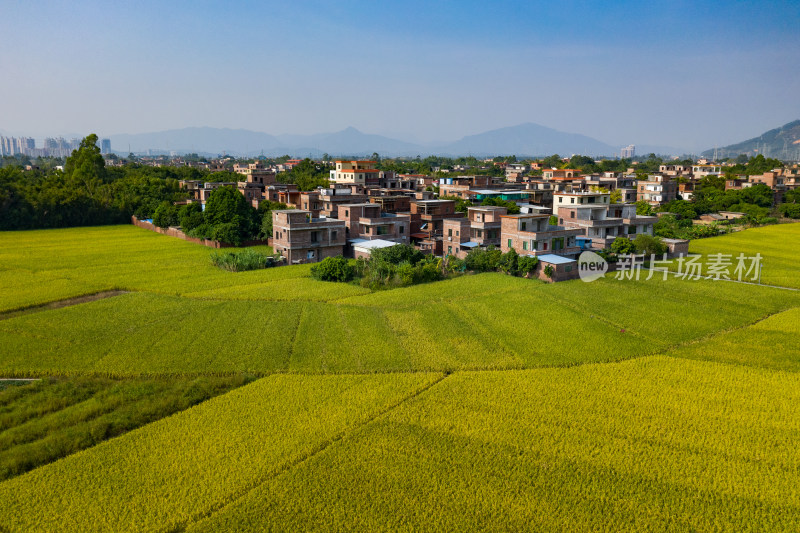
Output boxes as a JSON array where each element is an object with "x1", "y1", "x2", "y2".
[
  {"x1": 271, "y1": 210, "x2": 346, "y2": 264},
  {"x1": 500, "y1": 213, "x2": 582, "y2": 257},
  {"x1": 337, "y1": 203, "x2": 410, "y2": 244}
]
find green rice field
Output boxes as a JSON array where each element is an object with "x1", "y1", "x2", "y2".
[{"x1": 0, "y1": 223, "x2": 798, "y2": 531}]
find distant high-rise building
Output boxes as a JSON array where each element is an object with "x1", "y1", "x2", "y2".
[
  {"x1": 620, "y1": 144, "x2": 635, "y2": 159},
  {"x1": 101, "y1": 138, "x2": 111, "y2": 154}
]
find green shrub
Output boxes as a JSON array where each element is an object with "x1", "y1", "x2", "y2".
[
  {"x1": 310, "y1": 256, "x2": 355, "y2": 282},
  {"x1": 610, "y1": 237, "x2": 636, "y2": 255},
  {"x1": 210, "y1": 249, "x2": 277, "y2": 272},
  {"x1": 633, "y1": 234, "x2": 667, "y2": 256}
]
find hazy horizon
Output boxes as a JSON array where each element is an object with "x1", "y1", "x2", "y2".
[{"x1": 2, "y1": 0, "x2": 799, "y2": 152}]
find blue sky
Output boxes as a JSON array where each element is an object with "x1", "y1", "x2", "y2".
[{"x1": 1, "y1": 0, "x2": 798, "y2": 152}]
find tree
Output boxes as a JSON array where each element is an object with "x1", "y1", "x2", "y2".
[
  {"x1": 636, "y1": 201, "x2": 655, "y2": 216},
  {"x1": 633, "y1": 234, "x2": 667, "y2": 256},
  {"x1": 610, "y1": 236, "x2": 636, "y2": 255},
  {"x1": 178, "y1": 202, "x2": 204, "y2": 232},
  {"x1": 609, "y1": 189, "x2": 622, "y2": 203},
  {"x1": 64, "y1": 134, "x2": 107, "y2": 197},
  {"x1": 204, "y1": 186, "x2": 253, "y2": 227},
  {"x1": 152, "y1": 201, "x2": 178, "y2": 228}
]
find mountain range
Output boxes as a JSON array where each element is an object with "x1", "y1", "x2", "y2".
[
  {"x1": 108, "y1": 123, "x2": 684, "y2": 158},
  {"x1": 700, "y1": 120, "x2": 800, "y2": 160}
]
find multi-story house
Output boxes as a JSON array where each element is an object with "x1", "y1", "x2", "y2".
[
  {"x1": 271, "y1": 209, "x2": 346, "y2": 264},
  {"x1": 442, "y1": 218, "x2": 471, "y2": 258},
  {"x1": 369, "y1": 195, "x2": 411, "y2": 214},
  {"x1": 318, "y1": 188, "x2": 369, "y2": 218},
  {"x1": 438, "y1": 175, "x2": 504, "y2": 198},
  {"x1": 233, "y1": 162, "x2": 277, "y2": 185},
  {"x1": 659, "y1": 165, "x2": 691, "y2": 177},
  {"x1": 329, "y1": 160, "x2": 381, "y2": 185},
  {"x1": 637, "y1": 175, "x2": 677, "y2": 205},
  {"x1": 337, "y1": 203, "x2": 410, "y2": 244},
  {"x1": 554, "y1": 192, "x2": 656, "y2": 249},
  {"x1": 500, "y1": 213, "x2": 582, "y2": 257},
  {"x1": 298, "y1": 192, "x2": 323, "y2": 217},
  {"x1": 409, "y1": 199, "x2": 462, "y2": 240},
  {"x1": 691, "y1": 165, "x2": 723, "y2": 179}
]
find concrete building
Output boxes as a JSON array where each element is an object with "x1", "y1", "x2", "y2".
[
  {"x1": 620, "y1": 144, "x2": 635, "y2": 159},
  {"x1": 330, "y1": 160, "x2": 381, "y2": 185},
  {"x1": 271, "y1": 210, "x2": 346, "y2": 264}
]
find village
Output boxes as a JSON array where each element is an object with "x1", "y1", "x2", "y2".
[{"x1": 138, "y1": 155, "x2": 797, "y2": 282}]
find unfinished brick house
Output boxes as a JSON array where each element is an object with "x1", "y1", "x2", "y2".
[
  {"x1": 271, "y1": 209, "x2": 346, "y2": 264},
  {"x1": 554, "y1": 191, "x2": 656, "y2": 249},
  {"x1": 318, "y1": 188, "x2": 369, "y2": 218},
  {"x1": 500, "y1": 213, "x2": 582, "y2": 257},
  {"x1": 337, "y1": 203, "x2": 410, "y2": 244},
  {"x1": 464, "y1": 206, "x2": 505, "y2": 247},
  {"x1": 442, "y1": 218, "x2": 471, "y2": 258},
  {"x1": 369, "y1": 195, "x2": 411, "y2": 214},
  {"x1": 409, "y1": 199, "x2": 463, "y2": 240}
]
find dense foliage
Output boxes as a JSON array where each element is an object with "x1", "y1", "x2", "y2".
[
  {"x1": 277, "y1": 158, "x2": 331, "y2": 190},
  {"x1": 0, "y1": 135, "x2": 197, "y2": 230},
  {"x1": 464, "y1": 247, "x2": 538, "y2": 276}
]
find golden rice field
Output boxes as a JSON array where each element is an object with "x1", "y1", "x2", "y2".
[{"x1": 0, "y1": 223, "x2": 799, "y2": 531}]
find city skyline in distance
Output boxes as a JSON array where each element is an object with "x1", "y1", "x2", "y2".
[{"x1": 2, "y1": 0, "x2": 799, "y2": 152}]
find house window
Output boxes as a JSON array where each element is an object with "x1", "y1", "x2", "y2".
[
  {"x1": 399, "y1": 226, "x2": 404, "y2": 234},
  {"x1": 448, "y1": 228, "x2": 452, "y2": 237},
  {"x1": 570, "y1": 211, "x2": 575, "y2": 218},
  {"x1": 508, "y1": 239, "x2": 513, "y2": 248},
  {"x1": 570, "y1": 198, "x2": 575, "y2": 204},
  {"x1": 523, "y1": 241, "x2": 528, "y2": 250},
  {"x1": 345, "y1": 210, "x2": 349, "y2": 217},
  {"x1": 448, "y1": 246, "x2": 452, "y2": 255},
  {"x1": 543, "y1": 242, "x2": 548, "y2": 250},
  {"x1": 521, "y1": 222, "x2": 527, "y2": 231},
  {"x1": 331, "y1": 231, "x2": 337, "y2": 241}
]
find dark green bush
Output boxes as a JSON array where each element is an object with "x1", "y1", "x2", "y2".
[{"x1": 310, "y1": 256, "x2": 355, "y2": 282}]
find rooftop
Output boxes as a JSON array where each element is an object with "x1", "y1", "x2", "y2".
[
  {"x1": 537, "y1": 254, "x2": 576, "y2": 265},
  {"x1": 352, "y1": 239, "x2": 398, "y2": 250}
]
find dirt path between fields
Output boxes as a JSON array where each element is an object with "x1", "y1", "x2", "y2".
[{"x1": 0, "y1": 290, "x2": 128, "y2": 321}]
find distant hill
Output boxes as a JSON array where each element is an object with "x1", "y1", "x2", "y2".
[
  {"x1": 107, "y1": 123, "x2": 687, "y2": 158},
  {"x1": 435, "y1": 123, "x2": 619, "y2": 157},
  {"x1": 701, "y1": 120, "x2": 800, "y2": 160}
]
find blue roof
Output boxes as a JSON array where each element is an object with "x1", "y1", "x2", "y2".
[
  {"x1": 461, "y1": 241, "x2": 480, "y2": 248},
  {"x1": 537, "y1": 254, "x2": 576, "y2": 265}
]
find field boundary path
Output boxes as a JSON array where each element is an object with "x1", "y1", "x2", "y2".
[{"x1": 0, "y1": 290, "x2": 128, "y2": 321}]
